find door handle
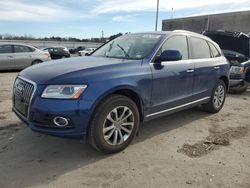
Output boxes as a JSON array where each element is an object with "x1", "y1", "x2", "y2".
[
  {"x1": 8, "y1": 55, "x2": 13, "y2": 58},
  {"x1": 214, "y1": 66, "x2": 220, "y2": 70},
  {"x1": 186, "y1": 69, "x2": 194, "y2": 73}
]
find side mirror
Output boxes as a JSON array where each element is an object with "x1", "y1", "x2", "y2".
[{"x1": 156, "y1": 50, "x2": 182, "y2": 62}]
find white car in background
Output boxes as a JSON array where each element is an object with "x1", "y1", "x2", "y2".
[
  {"x1": 0, "y1": 43, "x2": 51, "y2": 70},
  {"x1": 78, "y1": 48, "x2": 96, "y2": 56}
]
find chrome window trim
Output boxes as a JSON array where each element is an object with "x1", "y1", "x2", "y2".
[{"x1": 146, "y1": 97, "x2": 210, "y2": 118}]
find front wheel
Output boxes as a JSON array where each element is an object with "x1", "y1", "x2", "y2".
[
  {"x1": 88, "y1": 95, "x2": 140, "y2": 154},
  {"x1": 203, "y1": 80, "x2": 226, "y2": 113}
]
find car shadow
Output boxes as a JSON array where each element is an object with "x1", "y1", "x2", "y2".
[
  {"x1": 136, "y1": 106, "x2": 212, "y2": 143},
  {"x1": 227, "y1": 88, "x2": 250, "y2": 98},
  {"x1": 0, "y1": 106, "x2": 212, "y2": 187}
]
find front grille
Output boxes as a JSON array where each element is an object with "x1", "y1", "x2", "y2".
[{"x1": 13, "y1": 77, "x2": 36, "y2": 117}]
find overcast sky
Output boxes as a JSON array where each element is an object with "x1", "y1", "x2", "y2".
[{"x1": 0, "y1": 0, "x2": 250, "y2": 38}]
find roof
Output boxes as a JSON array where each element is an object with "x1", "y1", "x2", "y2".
[
  {"x1": 130, "y1": 30, "x2": 210, "y2": 38},
  {"x1": 0, "y1": 42, "x2": 37, "y2": 48}
]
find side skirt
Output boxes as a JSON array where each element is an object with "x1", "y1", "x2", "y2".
[{"x1": 144, "y1": 97, "x2": 210, "y2": 121}]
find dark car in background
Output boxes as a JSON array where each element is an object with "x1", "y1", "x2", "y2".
[
  {"x1": 13, "y1": 31, "x2": 229, "y2": 153},
  {"x1": 69, "y1": 46, "x2": 86, "y2": 54},
  {"x1": 42, "y1": 46, "x2": 70, "y2": 59},
  {"x1": 203, "y1": 30, "x2": 250, "y2": 93}
]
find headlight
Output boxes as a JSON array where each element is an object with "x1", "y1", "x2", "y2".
[
  {"x1": 41, "y1": 85, "x2": 87, "y2": 99},
  {"x1": 230, "y1": 66, "x2": 245, "y2": 75}
]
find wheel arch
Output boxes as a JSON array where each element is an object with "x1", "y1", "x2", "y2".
[
  {"x1": 87, "y1": 86, "x2": 144, "y2": 133},
  {"x1": 112, "y1": 88, "x2": 144, "y2": 122},
  {"x1": 219, "y1": 75, "x2": 229, "y2": 90},
  {"x1": 31, "y1": 59, "x2": 43, "y2": 65}
]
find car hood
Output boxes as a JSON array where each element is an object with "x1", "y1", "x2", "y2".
[
  {"x1": 19, "y1": 56, "x2": 137, "y2": 84},
  {"x1": 204, "y1": 31, "x2": 250, "y2": 58}
]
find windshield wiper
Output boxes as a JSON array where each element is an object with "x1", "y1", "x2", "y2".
[{"x1": 116, "y1": 44, "x2": 130, "y2": 58}]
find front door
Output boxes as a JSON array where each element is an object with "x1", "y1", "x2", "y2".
[
  {"x1": 149, "y1": 35, "x2": 194, "y2": 116},
  {"x1": 13, "y1": 45, "x2": 33, "y2": 69}
]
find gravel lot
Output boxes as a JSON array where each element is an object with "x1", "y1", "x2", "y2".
[{"x1": 0, "y1": 72, "x2": 250, "y2": 188}]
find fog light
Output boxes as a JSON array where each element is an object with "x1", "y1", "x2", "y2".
[{"x1": 53, "y1": 117, "x2": 69, "y2": 127}]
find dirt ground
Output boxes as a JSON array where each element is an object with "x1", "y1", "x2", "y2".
[{"x1": 0, "y1": 72, "x2": 250, "y2": 188}]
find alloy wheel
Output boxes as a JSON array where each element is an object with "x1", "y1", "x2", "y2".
[
  {"x1": 213, "y1": 85, "x2": 225, "y2": 109},
  {"x1": 103, "y1": 106, "x2": 134, "y2": 146}
]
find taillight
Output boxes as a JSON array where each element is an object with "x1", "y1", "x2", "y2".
[{"x1": 45, "y1": 52, "x2": 51, "y2": 58}]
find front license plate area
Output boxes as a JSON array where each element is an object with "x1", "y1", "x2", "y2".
[{"x1": 14, "y1": 95, "x2": 28, "y2": 117}]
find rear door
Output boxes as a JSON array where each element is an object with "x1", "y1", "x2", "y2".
[
  {"x1": 13, "y1": 45, "x2": 34, "y2": 69},
  {"x1": 188, "y1": 36, "x2": 219, "y2": 100},
  {"x1": 149, "y1": 35, "x2": 194, "y2": 115},
  {"x1": 0, "y1": 45, "x2": 14, "y2": 70},
  {"x1": 45, "y1": 48, "x2": 55, "y2": 59}
]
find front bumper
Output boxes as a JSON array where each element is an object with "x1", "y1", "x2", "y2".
[
  {"x1": 13, "y1": 96, "x2": 94, "y2": 138},
  {"x1": 229, "y1": 79, "x2": 245, "y2": 87}
]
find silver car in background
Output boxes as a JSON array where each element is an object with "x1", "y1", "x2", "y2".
[
  {"x1": 0, "y1": 43, "x2": 51, "y2": 70},
  {"x1": 78, "y1": 48, "x2": 96, "y2": 56}
]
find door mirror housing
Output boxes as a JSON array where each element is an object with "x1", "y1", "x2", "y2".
[{"x1": 156, "y1": 50, "x2": 182, "y2": 62}]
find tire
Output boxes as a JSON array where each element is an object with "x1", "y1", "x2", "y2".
[
  {"x1": 88, "y1": 94, "x2": 140, "y2": 154},
  {"x1": 203, "y1": 80, "x2": 226, "y2": 113},
  {"x1": 31, "y1": 60, "x2": 42, "y2": 65}
]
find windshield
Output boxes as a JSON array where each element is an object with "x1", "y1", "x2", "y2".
[{"x1": 91, "y1": 34, "x2": 163, "y2": 60}]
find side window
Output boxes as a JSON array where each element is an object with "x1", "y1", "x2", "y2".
[
  {"x1": 160, "y1": 35, "x2": 189, "y2": 60},
  {"x1": 0, "y1": 45, "x2": 12, "y2": 54},
  {"x1": 190, "y1": 37, "x2": 210, "y2": 59},
  {"x1": 28, "y1": 47, "x2": 35, "y2": 52},
  {"x1": 14, "y1": 45, "x2": 33, "y2": 53},
  {"x1": 47, "y1": 48, "x2": 53, "y2": 52},
  {"x1": 208, "y1": 42, "x2": 221, "y2": 57},
  {"x1": 58, "y1": 48, "x2": 64, "y2": 52}
]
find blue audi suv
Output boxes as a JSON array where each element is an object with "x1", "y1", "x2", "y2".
[{"x1": 13, "y1": 31, "x2": 229, "y2": 153}]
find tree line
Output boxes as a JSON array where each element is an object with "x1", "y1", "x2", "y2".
[{"x1": 0, "y1": 33, "x2": 124, "y2": 43}]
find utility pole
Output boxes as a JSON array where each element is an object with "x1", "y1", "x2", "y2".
[
  {"x1": 101, "y1": 30, "x2": 104, "y2": 42},
  {"x1": 171, "y1": 8, "x2": 174, "y2": 19},
  {"x1": 155, "y1": 0, "x2": 159, "y2": 31}
]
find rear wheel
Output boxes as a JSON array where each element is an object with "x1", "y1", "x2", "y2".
[
  {"x1": 203, "y1": 80, "x2": 226, "y2": 113},
  {"x1": 88, "y1": 95, "x2": 139, "y2": 154}
]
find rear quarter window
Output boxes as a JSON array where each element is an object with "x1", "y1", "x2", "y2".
[
  {"x1": 0, "y1": 45, "x2": 12, "y2": 53},
  {"x1": 190, "y1": 37, "x2": 211, "y2": 59},
  {"x1": 14, "y1": 45, "x2": 35, "y2": 53},
  {"x1": 208, "y1": 42, "x2": 221, "y2": 57}
]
